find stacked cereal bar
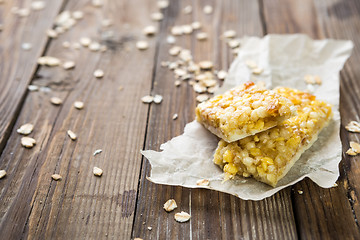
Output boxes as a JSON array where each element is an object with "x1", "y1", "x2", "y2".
[{"x1": 196, "y1": 83, "x2": 332, "y2": 187}]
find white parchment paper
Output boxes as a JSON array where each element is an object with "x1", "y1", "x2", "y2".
[{"x1": 142, "y1": 34, "x2": 353, "y2": 200}]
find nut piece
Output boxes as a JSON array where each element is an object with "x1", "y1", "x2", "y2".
[
  {"x1": 350, "y1": 141, "x2": 360, "y2": 153},
  {"x1": 163, "y1": 199, "x2": 177, "y2": 212},
  {"x1": 50, "y1": 97, "x2": 62, "y2": 105},
  {"x1": 93, "y1": 167, "x2": 103, "y2": 177},
  {"x1": 203, "y1": 5, "x2": 213, "y2": 14},
  {"x1": 141, "y1": 95, "x2": 154, "y2": 103},
  {"x1": 346, "y1": 148, "x2": 357, "y2": 156},
  {"x1": 153, "y1": 95, "x2": 163, "y2": 104},
  {"x1": 136, "y1": 41, "x2": 149, "y2": 50},
  {"x1": 63, "y1": 61, "x2": 75, "y2": 70},
  {"x1": 94, "y1": 69, "x2": 104, "y2": 78},
  {"x1": 74, "y1": 101, "x2": 84, "y2": 109},
  {"x1": 21, "y1": 137, "x2": 36, "y2": 148},
  {"x1": 0, "y1": 170, "x2": 6, "y2": 179},
  {"x1": 17, "y1": 123, "x2": 34, "y2": 135},
  {"x1": 345, "y1": 121, "x2": 360, "y2": 133},
  {"x1": 67, "y1": 130, "x2": 77, "y2": 140},
  {"x1": 196, "y1": 179, "x2": 210, "y2": 186},
  {"x1": 175, "y1": 211, "x2": 191, "y2": 223},
  {"x1": 143, "y1": 26, "x2": 157, "y2": 36},
  {"x1": 51, "y1": 174, "x2": 62, "y2": 181}
]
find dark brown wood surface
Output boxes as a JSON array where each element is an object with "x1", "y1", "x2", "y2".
[{"x1": 0, "y1": 0, "x2": 359, "y2": 239}]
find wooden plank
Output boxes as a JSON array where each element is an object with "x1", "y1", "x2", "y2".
[
  {"x1": 0, "y1": 0, "x2": 159, "y2": 239},
  {"x1": 0, "y1": 0, "x2": 65, "y2": 151},
  {"x1": 264, "y1": 0, "x2": 360, "y2": 238},
  {"x1": 132, "y1": 1, "x2": 297, "y2": 239}
]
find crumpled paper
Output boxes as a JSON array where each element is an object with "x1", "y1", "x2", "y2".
[{"x1": 142, "y1": 34, "x2": 353, "y2": 200}]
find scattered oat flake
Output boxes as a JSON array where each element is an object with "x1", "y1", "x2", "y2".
[
  {"x1": 46, "y1": 29, "x2": 58, "y2": 38},
  {"x1": 223, "y1": 30, "x2": 236, "y2": 38},
  {"x1": 119, "y1": 85, "x2": 124, "y2": 91},
  {"x1": 350, "y1": 141, "x2": 360, "y2": 153},
  {"x1": 199, "y1": 61, "x2": 213, "y2": 70},
  {"x1": 38, "y1": 56, "x2": 61, "y2": 66},
  {"x1": 147, "y1": 227, "x2": 152, "y2": 231},
  {"x1": 217, "y1": 70, "x2": 227, "y2": 80},
  {"x1": 21, "y1": 137, "x2": 36, "y2": 148},
  {"x1": 183, "y1": 5, "x2": 192, "y2": 14},
  {"x1": 191, "y1": 21, "x2": 201, "y2": 30},
  {"x1": 94, "y1": 69, "x2": 104, "y2": 78},
  {"x1": 93, "y1": 149, "x2": 103, "y2": 156},
  {"x1": 245, "y1": 60, "x2": 257, "y2": 69},
  {"x1": 63, "y1": 61, "x2": 75, "y2": 70},
  {"x1": 298, "y1": 190, "x2": 303, "y2": 194},
  {"x1": 51, "y1": 174, "x2": 62, "y2": 181},
  {"x1": 74, "y1": 101, "x2": 84, "y2": 109},
  {"x1": 18, "y1": 8, "x2": 30, "y2": 17},
  {"x1": 141, "y1": 95, "x2": 153, "y2": 103},
  {"x1": 31, "y1": 1, "x2": 45, "y2": 10},
  {"x1": 93, "y1": 167, "x2": 103, "y2": 177},
  {"x1": 151, "y1": 12, "x2": 164, "y2": 21},
  {"x1": 80, "y1": 37, "x2": 91, "y2": 47},
  {"x1": 72, "y1": 11, "x2": 84, "y2": 20},
  {"x1": 28, "y1": 85, "x2": 39, "y2": 91},
  {"x1": 134, "y1": 238, "x2": 143, "y2": 240},
  {"x1": 175, "y1": 211, "x2": 191, "y2": 223},
  {"x1": 174, "y1": 80, "x2": 181, "y2": 87},
  {"x1": 21, "y1": 43, "x2": 32, "y2": 50},
  {"x1": 169, "y1": 46, "x2": 182, "y2": 56},
  {"x1": 171, "y1": 26, "x2": 183, "y2": 36},
  {"x1": 73, "y1": 42, "x2": 81, "y2": 49},
  {"x1": 228, "y1": 39, "x2": 240, "y2": 48},
  {"x1": 136, "y1": 41, "x2": 149, "y2": 50},
  {"x1": 346, "y1": 148, "x2": 356, "y2": 156},
  {"x1": 50, "y1": 97, "x2": 62, "y2": 105},
  {"x1": 101, "y1": 19, "x2": 112, "y2": 27},
  {"x1": 196, "y1": 32, "x2": 208, "y2": 41},
  {"x1": 172, "y1": 113, "x2": 178, "y2": 120},
  {"x1": 157, "y1": 0, "x2": 169, "y2": 9},
  {"x1": 346, "y1": 121, "x2": 360, "y2": 133},
  {"x1": 62, "y1": 41, "x2": 71, "y2": 48},
  {"x1": 17, "y1": 123, "x2": 34, "y2": 135},
  {"x1": 196, "y1": 179, "x2": 210, "y2": 186},
  {"x1": 67, "y1": 130, "x2": 77, "y2": 140},
  {"x1": 196, "y1": 94, "x2": 209, "y2": 102},
  {"x1": 92, "y1": 0, "x2": 103, "y2": 7},
  {"x1": 182, "y1": 25, "x2": 193, "y2": 34},
  {"x1": 163, "y1": 199, "x2": 177, "y2": 212},
  {"x1": 252, "y1": 67, "x2": 263, "y2": 75},
  {"x1": 143, "y1": 26, "x2": 157, "y2": 36},
  {"x1": 166, "y1": 35, "x2": 176, "y2": 44},
  {"x1": 0, "y1": 170, "x2": 6, "y2": 179},
  {"x1": 203, "y1": 5, "x2": 213, "y2": 14},
  {"x1": 89, "y1": 42, "x2": 101, "y2": 51},
  {"x1": 153, "y1": 95, "x2": 163, "y2": 104}
]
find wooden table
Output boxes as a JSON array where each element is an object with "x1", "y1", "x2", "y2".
[{"x1": 0, "y1": 0, "x2": 359, "y2": 239}]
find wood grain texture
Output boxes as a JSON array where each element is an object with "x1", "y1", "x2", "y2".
[
  {"x1": 0, "y1": 0, "x2": 159, "y2": 239},
  {"x1": 264, "y1": 0, "x2": 360, "y2": 238},
  {"x1": 0, "y1": 0, "x2": 65, "y2": 152},
  {"x1": 132, "y1": 1, "x2": 297, "y2": 239}
]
